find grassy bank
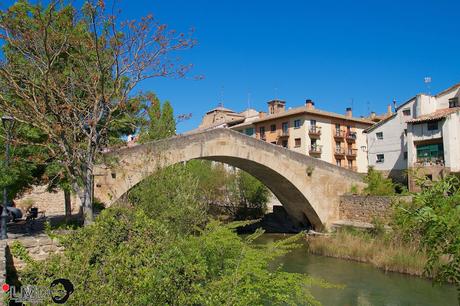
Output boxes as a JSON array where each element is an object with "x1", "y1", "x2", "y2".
[{"x1": 307, "y1": 229, "x2": 427, "y2": 277}]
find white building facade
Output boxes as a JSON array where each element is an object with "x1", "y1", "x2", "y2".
[{"x1": 366, "y1": 82, "x2": 460, "y2": 188}]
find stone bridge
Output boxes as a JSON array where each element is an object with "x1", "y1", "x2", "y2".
[{"x1": 94, "y1": 128, "x2": 365, "y2": 230}]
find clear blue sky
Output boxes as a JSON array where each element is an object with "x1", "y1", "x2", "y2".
[{"x1": 9, "y1": 1, "x2": 460, "y2": 132}]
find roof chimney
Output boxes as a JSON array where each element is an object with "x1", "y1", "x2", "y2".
[
  {"x1": 370, "y1": 111, "x2": 376, "y2": 119},
  {"x1": 387, "y1": 104, "x2": 393, "y2": 115},
  {"x1": 346, "y1": 107, "x2": 352, "y2": 118},
  {"x1": 305, "y1": 99, "x2": 315, "y2": 110}
]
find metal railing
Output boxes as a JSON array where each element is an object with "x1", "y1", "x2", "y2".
[
  {"x1": 308, "y1": 126, "x2": 321, "y2": 136},
  {"x1": 309, "y1": 145, "x2": 322, "y2": 154}
]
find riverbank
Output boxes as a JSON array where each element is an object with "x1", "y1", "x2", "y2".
[{"x1": 306, "y1": 229, "x2": 427, "y2": 277}]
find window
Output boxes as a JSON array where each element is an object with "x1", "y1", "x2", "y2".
[
  {"x1": 404, "y1": 129, "x2": 407, "y2": 136},
  {"x1": 282, "y1": 122, "x2": 289, "y2": 133},
  {"x1": 376, "y1": 154, "x2": 385, "y2": 163},
  {"x1": 427, "y1": 121, "x2": 438, "y2": 131},
  {"x1": 402, "y1": 109, "x2": 411, "y2": 116},
  {"x1": 282, "y1": 140, "x2": 288, "y2": 148},
  {"x1": 348, "y1": 160, "x2": 353, "y2": 169},
  {"x1": 259, "y1": 126, "x2": 265, "y2": 138},
  {"x1": 294, "y1": 119, "x2": 301, "y2": 129},
  {"x1": 376, "y1": 132, "x2": 383, "y2": 140},
  {"x1": 270, "y1": 124, "x2": 276, "y2": 132},
  {"x1": 294, "y1": 138, "x2": 301, "y2": 147},
  {"x1": 335, "y1": 123, "x2": 340, "y2": 132},
  {"x1": 347, "y1": 125, "x2": 351, "y2": 132},
  {"x1": 449, "y1": 97, "x2": 459, "y2": 108},
  {"x1": 245, "y1": 128, "x2": 254, "y2": 136},
  {"x1": 416, "y1": 143, "x2": 444, "y2": 161},
  {"x1": 336, "y1": 160, "x2": 341, "y2": 167},
  {"x1": 310, "y1": 119, "x2": 317, "y2": 127},
  {"x1": 404, "y1": 152, "x2": 408, "y2": 160},
  {"x1": 311, "y1": 139, "x2": 317, "y2": 146}
]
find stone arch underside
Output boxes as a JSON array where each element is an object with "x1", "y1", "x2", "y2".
[
  {"x1": 94, "y1": 129, "x2": 365, "y2": 230},
  {"x1": 199, "y1": 156, "x2": 318, "y2": 228}
]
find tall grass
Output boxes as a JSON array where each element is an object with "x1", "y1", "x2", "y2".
[{"x1": 307, "y1": 229, "x2": 427, "y2": 277}]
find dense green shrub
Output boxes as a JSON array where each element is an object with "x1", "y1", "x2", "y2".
[
  {"x1": 17, "y1": 210, "x2": 329, "y2": 305},
  {"x1": 394, "y1": 175, "x2": 460, "y2": 303},
  {"x1": 363, "y1": 167, "x2": 396, "y2": 196}
]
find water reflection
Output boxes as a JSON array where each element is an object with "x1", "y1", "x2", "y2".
[{"x1": 256, "y1": 234, "x2": 457, "y2": 306}]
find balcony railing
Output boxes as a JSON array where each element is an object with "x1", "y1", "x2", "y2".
[
  {"x1": 346, "y1": 148, "x2": 358, "y2": 159},
  {"x1": 334, "y1": 148, "x2": 346, "y2": 157},
  {"x1": 334, "y1": 130, "x2": 346, "y2": 140},
  {"x1": 415, "y1": 157, "x2": 445, "y2": 167},
  {"x1": 346, "y1": 132, "x2": 357, "y2": 142},
  {"x1": 308, "y1": 126, "x2": 321, "y2": 138},
  {"x1": 309, "y1": 145, "x2": 322, "y2": 155}
]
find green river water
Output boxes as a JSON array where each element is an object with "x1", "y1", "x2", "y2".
[{"x1": 257, "y1": 234, "x2": 458, "y2": 306}]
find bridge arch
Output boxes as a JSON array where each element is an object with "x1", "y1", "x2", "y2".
[{"x1": 94, "y1": 129, "x2": 364, "y2": 230}]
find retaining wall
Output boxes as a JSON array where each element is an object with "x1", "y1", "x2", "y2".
[{"x1": 339, "y1": 195, "x2": 412, "y2": 224}]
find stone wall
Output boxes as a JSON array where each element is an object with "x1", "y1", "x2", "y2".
[
  {"x1": 339, "y1": 195, "x2": 412, "y2": 224},
  {"x1": 9, "y1": 234, "x2": 62, "y2": 270},
  {"x1": 15, "y1": 185, "x2": 81, "y2": 217}
]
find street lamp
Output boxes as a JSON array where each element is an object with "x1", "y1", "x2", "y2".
[{"x1": 1, "y1": 115, "x2": 15, "y2": 239}]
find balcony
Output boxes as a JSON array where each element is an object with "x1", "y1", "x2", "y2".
[
  {"x1": 415, "y1": 157, "x2": 445, "y2": 167},
  {"x1": 309, "y1": 145, "x2": 322, "y2": 156},
  {"x1": 334, "y1": 148, "x2": 346, "y2": 158},
  {"x1": 346, "y1": 132, "x2": 357, "y2": 143},
  {"x1": 308, "y1": 126, "x2": 321, "y2": 138},
  {"x1": 346, "y1": 148, "x2": 357, "y2": 159},
  {"x1": 334, "y1": 130, "x2": 346, "y2": 141},
  {"x1": 278, "y1": 130, "x2": 289, "y2": 138}
]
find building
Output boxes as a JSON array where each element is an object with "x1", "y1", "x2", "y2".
[
  {"x1": 365, "y1": 82, "x2": 460, "y2": 189},
  {"x1": 191, "y1": 104, "x2": 262, "y2": 135},
  {"x1": 365, "y1": 103, "x2": 411, "y2": 183},
  {"x1": 232, "y1": 99, "x2": 374, "y2": 173}
]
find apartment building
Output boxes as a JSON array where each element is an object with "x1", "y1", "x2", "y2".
[
  {"x1": 233, "y1": 99, "x2": 374, "y2": 173},
  {"x1": 365, "y1": 82, "x2": 460, "y2": 189}
]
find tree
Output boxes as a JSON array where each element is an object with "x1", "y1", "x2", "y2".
[
  {"x1": 161, "y1": 100, "x2": 176, "y2": 137},
  {"x1": 0, "y1": 121, "x2": 48, "y2": 204},
  {"x1": 236, "y1": 170, "x2": 269, "y2": 216},
  {"x1": 0, "y1": 1, "x2": 194, "y2": 224},
  {"x1": 138, "y1": 92, "x2": 176, "y2": 142}
]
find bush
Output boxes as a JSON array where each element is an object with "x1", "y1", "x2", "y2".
[
  {"x1": 363, "y1": 167, "x2": 396, "y2": 196},
  {"x1": 394, "y1": 175, "x2": 460, "y2": 302},
  {"x1": 17, "y1": 208, "x2": 330, "y2": 305}
]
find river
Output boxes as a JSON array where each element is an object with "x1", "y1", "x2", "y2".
[{"x1": 257, "y1": 234, "x2": 458, "y2": 306}]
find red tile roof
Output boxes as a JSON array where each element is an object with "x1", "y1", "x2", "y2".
[{"x1": 408, "y1": 107, "x2": 460, "y2": 123}]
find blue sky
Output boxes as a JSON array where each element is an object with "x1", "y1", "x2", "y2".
[{"x1": 7, "y1": 1, "x2": 460, "y2": 132}]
